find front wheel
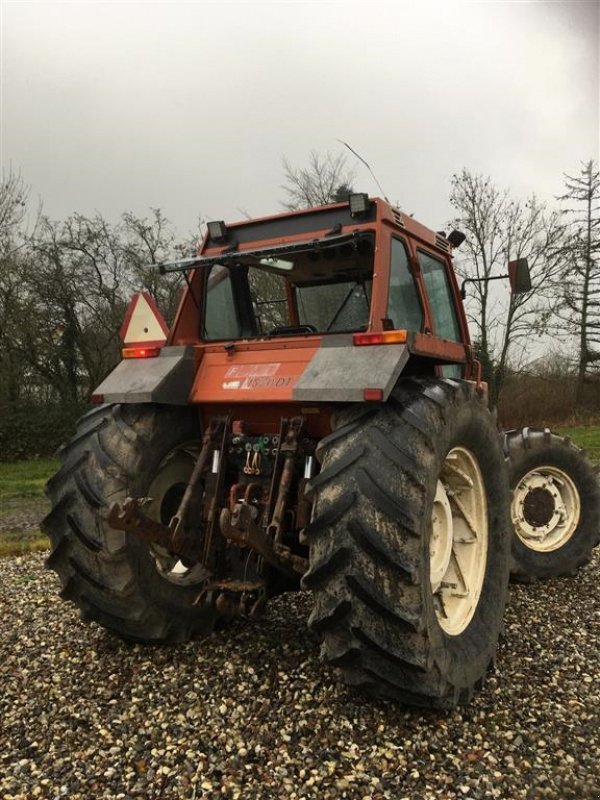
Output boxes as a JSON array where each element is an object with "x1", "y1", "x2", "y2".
[
  {"x1": 505, "y1": 428, "x2": 600, "y2": 581},
  {"x1": 304, "y1": 379, "x2": 511, "y2": 708}
]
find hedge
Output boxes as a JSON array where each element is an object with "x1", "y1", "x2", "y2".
[{"x1": 0, "y1": 403, "x2": 88, "y2": 461}]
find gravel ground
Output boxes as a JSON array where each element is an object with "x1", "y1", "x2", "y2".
[{"x1": 1, "y1": 551, "x2": 598, "y2": 800}]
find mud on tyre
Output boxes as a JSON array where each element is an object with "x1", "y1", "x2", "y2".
[
  {"x1": 303, "y1": 378, "x2": 511, "y2": 708},
  {"x1": 43, "y1": 403, "x2": 220, "y2": 642},
  {"x1": 505, "y1": 428, "x2": 600, "y2": 581}
]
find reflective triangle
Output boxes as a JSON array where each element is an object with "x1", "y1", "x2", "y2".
[{"x1": 120, "y1": 292, "x2": 169, "y2": 346}]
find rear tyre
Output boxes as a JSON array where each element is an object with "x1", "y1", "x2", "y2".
[
  {"x1": 505, "y1": 428, "x2": 600, "y2": 581},
  {"x1": 304, "y1": 379, "x2": 510, "y2": 708},
  {"x1": 42, "y1": 403, "x2": 221, "y2": 642}
]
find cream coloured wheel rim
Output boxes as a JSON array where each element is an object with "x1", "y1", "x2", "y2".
[
  {"x1": 145, "y1": 448, "x2": 210, "y2": 585},
  {"x1": 430, "y1": 447, "x2": 488, "y2": 636},
  {"x1": 511, "y1": 466, "x2": 580, "y2": 552}
]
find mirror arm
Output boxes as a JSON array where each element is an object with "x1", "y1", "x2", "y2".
[{"x1": 460, "y1": 274, "x2": 509, "y2": 299}]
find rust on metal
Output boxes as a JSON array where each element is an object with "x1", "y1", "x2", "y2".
[
  {"x1": 195, "y1": 578, "x2": 266, "y2": 617},
  {"x1": 170, "y1": 416, "x2": 226, "y2": 555},
  {"x1": 219, "y1": 503, "x2": 307, "y2": 577},
  {"x1": 108, "y1": 415, "x2": 229, "y2": 564},
  {"x1": 202, "y1": 416, "x2": 230, "y2": 566},
  {"x1": 107, "y1": 497, "x2": 202, "y2": 563},
  {"x1": 268, "y1": 416, "x2": 304, "y2": 543}
]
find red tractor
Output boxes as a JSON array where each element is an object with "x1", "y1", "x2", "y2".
[{"x1": 43, "y1": 194, "x2": 599, "y2": 708}]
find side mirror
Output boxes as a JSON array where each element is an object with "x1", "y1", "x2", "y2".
[
  {"x1": 447, "y1": 229, "x2": 466, "y2": 249},
  {"x1": 508, "y1": 258, "x2": 532, "y2": 294}
]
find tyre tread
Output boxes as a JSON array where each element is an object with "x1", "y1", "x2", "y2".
[
  {"x1": 308, "y1": 377, "x2": 509, "y2": 708},
  {"x1": 44, "y1": 403, "x2": 217, "y2": 643}
]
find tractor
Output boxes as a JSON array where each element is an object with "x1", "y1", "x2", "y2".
[{"x1": 43, "y1": 194, "x2": 600, "y2": 708}]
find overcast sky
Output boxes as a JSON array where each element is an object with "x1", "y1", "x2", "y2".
[{"x1": 1, "y1": 0, "x2": 598, "y2": 239}]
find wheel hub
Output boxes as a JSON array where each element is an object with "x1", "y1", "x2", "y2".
[
  {"x1": 511, "y1": 467, "x2": 580, "y2": 552},
  {"x1": 429, "y1": 447, "x2": 488, "y2": 636},
  {"x1": 145, "y1": 448, "x2": 211, "y2": 585},
  {"x1": 522, "y1": 486, "x2": 556, "y2": 528}
]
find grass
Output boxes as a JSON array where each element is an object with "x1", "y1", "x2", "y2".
[
  {"x1": 0, "y1": 458, "x2": 57, "y2": 556},
  {"x1": 555, "y1": 426, "x2": 600, "y2": 462},
  {"x1": 0, "y1": 458, "x2": 58, "y2": 503},
  {"x1": 0, "y1": 529, "x2": 51, "y2": 557}
]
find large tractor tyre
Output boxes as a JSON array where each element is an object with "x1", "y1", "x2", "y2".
[
  {"x1": 303, "y1": 378, "x2": 511, "y2": 708},
  {"x1": 43, "y1": 403, "x2": 221, "y2": 643},
  {"x1": 505, "y1": 428, "x2": 600, "y2": 581}
]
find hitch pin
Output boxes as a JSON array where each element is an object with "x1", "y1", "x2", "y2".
[{"x1": 304, "y1": 456, "x2": 316, "y2": 480}]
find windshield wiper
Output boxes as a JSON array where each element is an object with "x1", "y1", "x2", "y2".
[{"x1": 326, "y1": 282, "x2": 363, "y2": 332}]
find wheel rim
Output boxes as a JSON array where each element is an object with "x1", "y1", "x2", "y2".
[
  {"x1": 144, "y1": 447, "x2": 210, "y2": 586},
  {"x1": 430, "y1": 447, "x2": 488, "y2": 636},
  {"x1": 511, "y1": 466, "x2": 580, "y2": 552}
]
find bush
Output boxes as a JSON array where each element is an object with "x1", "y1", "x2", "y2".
[
  {"x1": 498, "y1": 371, "x2": 600, "y2": 429},
  {"x1": 0, "y1": 402, "x2": 87, "y2": 461}
]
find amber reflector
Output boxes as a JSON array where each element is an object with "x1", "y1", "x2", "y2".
[{"x1": 353, "y1": 330, "x2": 407, "y2": 346}]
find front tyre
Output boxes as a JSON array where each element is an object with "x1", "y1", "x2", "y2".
[
  {"x1": 304, "y1": 379, "x2": 511, "y2": 708},
  {"x1": 42, "y1": 403, "x2": 221, "y2": 642},
  {"x1": 505, "y1": 428, "x2": 600, "y2": 581}
]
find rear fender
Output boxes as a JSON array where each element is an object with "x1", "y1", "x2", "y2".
[{"x1": 92, "y1": 346, "x2": 196, "y2": 405}]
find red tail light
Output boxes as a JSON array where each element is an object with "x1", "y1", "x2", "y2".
[
  {"x1": 363, "y1": 388, "x2": 384, "y2": 401},
  {"x1": 122, "y1": 346, "x2": 161, "y2": 359}
]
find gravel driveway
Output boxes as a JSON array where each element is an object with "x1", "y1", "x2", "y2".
[{"x1": 1, "y1": 551, "x2": 598, "y2": 800}]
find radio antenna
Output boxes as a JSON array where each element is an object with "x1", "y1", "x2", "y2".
[{"x1": 337, "y1": 139, "x2": 389, "y2": 202}]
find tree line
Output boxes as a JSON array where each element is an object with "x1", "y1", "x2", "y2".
[
  {"x1": 0, "y1": 177, "x2": 193, "y2": 406},
  {"x1": 0, "y1": 155, "x2": 598, "y2": 414}
]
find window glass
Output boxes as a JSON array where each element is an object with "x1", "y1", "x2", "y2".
[
  {"x1": 388, "y1": 239, "x2": 423, "y2": 331},
  {"x1": 418, "y1": 251, "x2": 461, "y2": 341},
  {"x1": 202, "y1": 232, "x2": 375, "y2": 339},
  {"x1": 247, "y1": 268, "x2": 290, "y2": 333},
  {"x1": 296, "y1": 279, "x2": 372, "y2": 332},
  {"x1": 441, "y1": 364, "x2": 462, "y2": 378},
  {"x1": 204, "y1": 266, "x2": 242, "y2": 339}
]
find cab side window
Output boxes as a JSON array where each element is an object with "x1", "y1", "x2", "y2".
[
  {"x1": 388, "y1": 238, "x2": 423, "y2": 331},
  {"x1": 204, "y1": 265, "x2": 242, "y2": 340},
  {"x1": 418, "y1": 251, "x2": 461, "y2": 341}
]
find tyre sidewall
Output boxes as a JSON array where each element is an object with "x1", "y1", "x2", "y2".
[
  {"x1": 100, "y1": 405, "x2": 217, "y2": 630},
  {"x1": 423, "y1": 394, "x2": 510, "y2": 685}
]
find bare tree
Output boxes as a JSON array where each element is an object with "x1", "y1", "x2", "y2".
[
  {"x1": 0, "y1": 170, "x2": 31, "y2": 403},
  {"x1": 555, "y1": 160, "x2": 600, "y2": 404},
  {"x1": 18, "y1": 209, "x2": 191, "y2": 401},
  {"x1": 0, "y1": 169, "x2": 28, "y2": 249},
  {"x1": 121, "y1": 209, "x2": 187, "y2": 324},
  {"x1": 281, "y1": 150, "x2": 355, "y2": 210},
  {"x1": 449, "y1": 169, "x2": 564, "y2": 401}
]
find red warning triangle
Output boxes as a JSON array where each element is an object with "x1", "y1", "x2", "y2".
[{"x1": 120, "y1": 292, "x2": 170, "y2": 346}]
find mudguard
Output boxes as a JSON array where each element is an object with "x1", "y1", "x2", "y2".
[
  {"x1": 94, "y1": 338, "x2": 410, "y2": 405},
  {"x1": 93, "y1": 346, "x2": 195, "y2": 405}
]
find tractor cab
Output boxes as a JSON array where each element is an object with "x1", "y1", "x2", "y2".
[{"x1": 168, "y1": 195, "x2": 473, "y2": 381}]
